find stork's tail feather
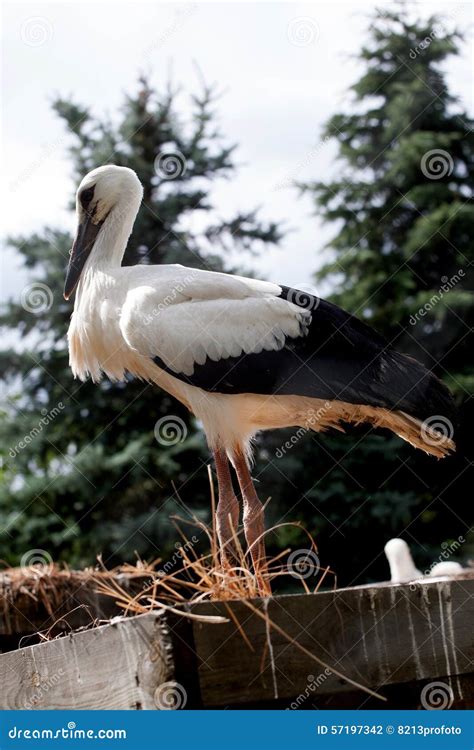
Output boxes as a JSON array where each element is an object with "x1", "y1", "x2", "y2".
[
  {"x1": 376, "y1": 349, "x2": 457, "y2": 457},
  {"x1": 382, "y1": 410, "x2": 455, "y2": 458},
  {"x1": 304, "y1": 402, "x2": 455, "y2": 458},
  {"x1": 302, "y1": 348, "x2": 457, "y2": 458}
]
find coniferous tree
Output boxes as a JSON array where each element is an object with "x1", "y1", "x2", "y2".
[
  {"x1": 0, "y1": 77, "x2": 282, "y2": 566},
  {"x1": 260, "y1": 6, "x2": 473, "y2": 583}
]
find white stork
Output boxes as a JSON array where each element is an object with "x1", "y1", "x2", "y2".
[
  {"x1": 384, "y1": 538, "x2": 464, "y2": 582},
  {"x1": 64, "y1": 165, "x2": 456, "y2": 587}
]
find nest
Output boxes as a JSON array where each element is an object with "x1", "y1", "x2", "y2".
[{"x1": 0, "y1": 562, "x2": 151, "y2": 639}]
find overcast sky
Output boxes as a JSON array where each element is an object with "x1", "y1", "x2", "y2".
[{"x1": 2, "y1": 0, "x2": 473, "y2": 302}]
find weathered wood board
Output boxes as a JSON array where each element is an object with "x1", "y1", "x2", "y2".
[
  {"x1": 0, "y1": 575, "x2": 472, "y2": 709},
  {"x1": 0, "y1": 613, "x2": 172, "y2": 710},
  {"x1": 172, "y1": 576, "x2": 474, "y2": 708}
]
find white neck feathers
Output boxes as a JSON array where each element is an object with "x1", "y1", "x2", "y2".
[{"x1": 90, "y1": 200, "x2": 139, "y2": 270}]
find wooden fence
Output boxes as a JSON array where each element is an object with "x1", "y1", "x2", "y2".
[{"x1": 0, "y1": 574, "x2": 473, "y2": 709}]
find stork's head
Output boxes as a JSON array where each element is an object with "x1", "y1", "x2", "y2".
[{"x1": 64, "y1": 165, "x2": 143, "y2": 300}]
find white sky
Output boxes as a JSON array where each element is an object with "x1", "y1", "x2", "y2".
[{"x1": 1, "y1": 0, "x2": 473, "y2": 301}]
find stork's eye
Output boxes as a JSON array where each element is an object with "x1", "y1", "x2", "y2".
[{"x1": 80, "y1": 187, "x2": 95, "y2": 207}]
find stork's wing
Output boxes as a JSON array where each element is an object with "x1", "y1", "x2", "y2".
[
  {"x1": 120, "y1": 271, "x2": 311, "y2": 377},
  {"x1": 121, "y1": 271, "x2": 455, "y2": 424}
]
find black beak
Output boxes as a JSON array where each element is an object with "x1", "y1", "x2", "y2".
[{"x1": 64, "y1": 213, "x2": 104, "y2": 300}]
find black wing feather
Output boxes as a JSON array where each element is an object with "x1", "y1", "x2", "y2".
[{"x1": 152, "y1": 286, "x2": 455, "y2": 423}]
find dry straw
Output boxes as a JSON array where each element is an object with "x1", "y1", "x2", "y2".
[{"x1": 0, "y1": 469, "x2": 385, "y2": 701}]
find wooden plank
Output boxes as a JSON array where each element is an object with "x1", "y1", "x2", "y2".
[
  {"x1": 0, "y1": 575, "x2": 472, "y2": 709},
  {"x1": 0, "y1": 613, "x2": 172, "y2": 710},
  {"x1": 166, "y1": 576, "x2": 474, "y2": 708}
]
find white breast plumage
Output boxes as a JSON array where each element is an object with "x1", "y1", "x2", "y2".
[{"x1": 67, "y1": 276, "x2": 130, "y2": 383}]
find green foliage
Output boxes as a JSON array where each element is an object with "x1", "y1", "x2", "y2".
[
  {"x1": 1, "y1": 10, "x2": 472, "y2": 585},
  {"x1": 267, "y1": 6, "x2": 474, "y2": 583},
  {"x1": 0, "y1": 77, "x2": 282, "y2": 567},
  {"x1": 299, "y1": 10, "x2": 473, "y2": 346}
]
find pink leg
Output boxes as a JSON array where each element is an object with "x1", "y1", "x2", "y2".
[
  {"x1": 232, "y1": 449, "x2": 268, "y2": 591},
  {"x1": 214, "y1": 447, "x2": 240, "y2": 563}
]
